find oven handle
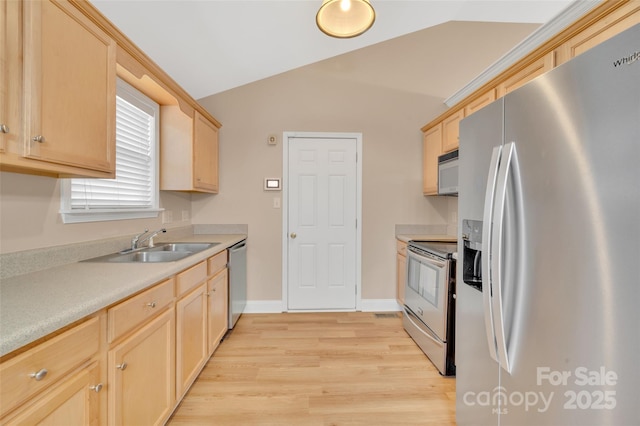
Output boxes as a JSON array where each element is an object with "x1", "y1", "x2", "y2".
[
  {"x1": 407, "y1": 248, "x2": 446, "y2": 270},
  {"x1": 404, "y1": 308, "x2": 444, "y2": 346}
]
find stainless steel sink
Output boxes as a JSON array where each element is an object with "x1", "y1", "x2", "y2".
[
  {"x1": 83, "y1": 242, "x2": 219, "y2": 263},
  {"x1": 146, "y1": 243, "x2": 219, "y2": 253}
]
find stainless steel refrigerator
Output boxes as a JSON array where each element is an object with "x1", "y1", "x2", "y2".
[{"x1": 456, "y1": 24, "x2": 639, "y2": 425}]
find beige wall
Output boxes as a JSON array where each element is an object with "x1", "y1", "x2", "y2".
[
  {"x1": 0, "y1": 21, "x2": 537, "y2": 305},
  {"x1": 194, "y1": 22, "x2": 538, "y2": 303},
  {"x1": 0, "y1": 171, "x2": 191, "y2": 253},
  {"x1": 195, "y1": 79, "x2": 451, "y2": 302}
]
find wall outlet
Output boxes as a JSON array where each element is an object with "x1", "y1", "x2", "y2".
[
  {"x1": 162, "y1": 210, "x2": 173, "y2": 224},
  {"x1": 181, "y1": 210, "x2": 190, "y2": 221}
]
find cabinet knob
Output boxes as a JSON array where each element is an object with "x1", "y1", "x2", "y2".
[
  {"x1": 29, "y1": 368, "x2": 48, "y2": 381},
  {"x1": 146, "y1": 302, "x2": 157, "y2": 308},
  {"x1": 116, "y1": 362, "x2": 128, "y2": 371},
  {"x1": 90, "y1": 383, "x2": 104, "y2": 393},
  {"x1": 32, "y1": 135, "x2": 45, "y2": 143},
  {"x1": 0, "y1": 124, "x2": 9, "y2": 134}
]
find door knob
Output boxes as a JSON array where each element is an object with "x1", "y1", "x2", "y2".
[{"x1": 290, "y1": 233, "x2": 297, "y2": 239}]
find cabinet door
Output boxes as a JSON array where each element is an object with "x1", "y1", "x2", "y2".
[
  {"x1": 193, "y1": 111, "x2": 219, "y2": 193},
  {"x1": 176, "y1": 282, "x2": 208, "y2": 399},
  {"x1": 464, "y1": 89, "x2": 496, "y2": 117},
  {"x1": 3, "y1": 362, "x2": 103, "y2": 426},
  {"x1": 441, "y1": 109, "x2": 463, "y2": 153},
  {"x1": 555, "y1": 5, "x2": 639, "y2": 65},
  {"x1": 0, "y1": 0, "x2": 8, "y2": 153},
  {"x1": 496, "y1": 51, "x2": 555, "y2": 98},
  {"x1": 422, "y1": 125, "x2": 441, "y2": 195},
  {"x1": 207, "y1": 268, "x2": 228, "y2": 355},
  {"x1": 109, "y1": 308, "x2": 175, "y2": 426},
  {"x1": 22, "y1": 0, "x2": 116, "y2": 175},
  {"x1": 0, "y1": 0, "x2": 21, "y2": 156}
]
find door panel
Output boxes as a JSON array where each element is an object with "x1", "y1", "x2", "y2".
[{"x1": 287, "y1": 136, "x2": 357, "y2": 310}]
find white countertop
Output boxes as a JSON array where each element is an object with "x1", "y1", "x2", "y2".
[{"x1": 0, "y1": 234, "x2": 246, "y2": 357}]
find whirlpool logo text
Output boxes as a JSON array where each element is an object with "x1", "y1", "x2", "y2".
[{"x1": 613, "y1": 50, "x2": 639, "y2": 67}]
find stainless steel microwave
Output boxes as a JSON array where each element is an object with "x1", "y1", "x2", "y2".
[{"x1": 438, "y1": 149, "x2": 458, "y2": 195}]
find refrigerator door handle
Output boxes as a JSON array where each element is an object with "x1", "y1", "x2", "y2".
[
  {"x1": 481, "y1": 145, "x2": 502, "y2": 365},
  {"x1": 491, "y1": 141, "x2": 521, "y2": 374}
]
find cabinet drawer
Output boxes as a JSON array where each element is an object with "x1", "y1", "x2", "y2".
[
  {"x1": 396, "y1": 240, "x2": 407, "y2": 257},
  {"x1": 108, "y1": 278, "x2": 174, "y2": 343},
  {"x1": 0, "y1": 315, "x2": 101, "y2": 416},
  {"x1": 207, "y1": 250, "x2": 227, "y2": 276},
  {"x1": 176, "y1": 261, "x2": 207, "y2": 296}
]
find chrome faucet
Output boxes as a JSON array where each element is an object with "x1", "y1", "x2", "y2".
[{"x1": 131, "y1": 228, "x2": 166, "y2": 250}]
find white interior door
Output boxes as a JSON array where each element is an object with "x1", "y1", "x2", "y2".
[{"x1": 285, "y1": 134, "x2": 359, "y2": 310}]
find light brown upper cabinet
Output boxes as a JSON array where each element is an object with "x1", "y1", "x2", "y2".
[
  {"x1": 464, "y1": 89, "x2": 496, "y2": 117},
  {"x1": 422, "y1": 124, "x2": 441, "y2": 196},
  {"x1": 441, "y1": 109, "x2": 464, "y2": 153},
  {"x1": 0, "y1": 0, "x2": 16, "y2": 155},
  {"x1": 496, "y1": 51, "x2": 555, "y2": 98},
  {"x1": 193, "y1": 111, "x2": 219, "y2": 192},
  {"x1": 161, "y1": 107, "x2": 220, "y2": 193},
  {"x1": 555, "y1": 4, "x2": 640, "y2": 65},
  {"x1": 14, "y1": 0, "x2": 116, "y2": 177}
]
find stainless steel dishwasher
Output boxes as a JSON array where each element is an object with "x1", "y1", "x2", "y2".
[{"x1": 228, "y1": 239, "x2": 247, "y2": 329}]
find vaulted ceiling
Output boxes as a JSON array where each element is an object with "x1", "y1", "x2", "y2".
[{"x1": 91, "y1": 0, "x2": 575, "y2": 100}]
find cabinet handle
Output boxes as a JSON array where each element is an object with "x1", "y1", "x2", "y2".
[
  {"x1": 0, "y1": 124, "x2": 9, "y2": 133},
  {"x1": 116, "y1": 362, "x2": 128, "y2": 371},
  {"x1": 32, "y1": 135, "x2": 45, "y2": 143},
  {"x1": 146, "y1": 302, "x2": 157, "y2": 308},
  {"x1": 29, "y1": 368, "x2": 48, "y2": 381},
  {"x1": 90, "y1": 383, "x2": 104, "y2": 393}
]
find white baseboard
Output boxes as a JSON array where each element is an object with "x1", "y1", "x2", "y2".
[
  {"x1": 243, "y1": 299, "x2": 402, "y2": 314},
  {"x1": 359, "y1": 299, "x2": 403, "y2": 312},
  {"x1": 243, "y1": 300, "x2": 285, "y2": 313}
]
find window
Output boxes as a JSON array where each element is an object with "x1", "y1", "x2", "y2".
[{"x1": 60, "y1": 79, "x2": 162, "y2": 223}]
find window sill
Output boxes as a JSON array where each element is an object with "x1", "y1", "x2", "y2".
[{"x1": 60, "y1": 208, "x2": 163, "y2": 224}]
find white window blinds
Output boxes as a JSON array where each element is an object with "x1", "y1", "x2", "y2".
[{"x1": 60, "y1": 79, "x2": 160, "y2": 223}]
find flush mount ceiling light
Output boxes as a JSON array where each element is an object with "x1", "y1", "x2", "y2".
[{"x1": 316, "y1": 0, "x2": 376, "y2": 39}]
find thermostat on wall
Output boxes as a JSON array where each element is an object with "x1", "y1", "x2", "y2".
[{"x1": 264, "y1": 178, "x2": 281, "y2": 191}]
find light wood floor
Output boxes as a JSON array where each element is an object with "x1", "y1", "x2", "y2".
[{"x1": 168, "y1": 312, "x2": 456, "y2": 425}]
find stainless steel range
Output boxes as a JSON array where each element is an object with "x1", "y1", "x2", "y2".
[{"x1": 403, "y1": 241, "x2": 457, "y2": 376}]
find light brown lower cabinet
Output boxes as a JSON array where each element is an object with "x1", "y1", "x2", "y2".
[
  {"x1": 1, "y1": 249, "x2": 231, "y2": 425},
  {"x1": 3, "y1": 361, "x2": 102, "y2": 426},
  {"x1": 0, "y1": 314, "x2": 105, "y2": 424},
  {"x1": 175, "y1": 282, "x2": 208, "y2": 400},
  {"x1": 207, "y1": 268, "x2": 229, "y2": 355},
  {"x1": 108, "y1": 307, "x2": 175, "y2": 426}
]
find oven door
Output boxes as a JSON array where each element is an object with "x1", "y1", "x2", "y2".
[{"x1": 404, "y1": 247, "x2": 449, "y2": 339}]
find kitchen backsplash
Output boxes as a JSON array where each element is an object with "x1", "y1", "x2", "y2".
[{"x1": 395, "y1": 224, "x2": 451, "y2": 236}]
